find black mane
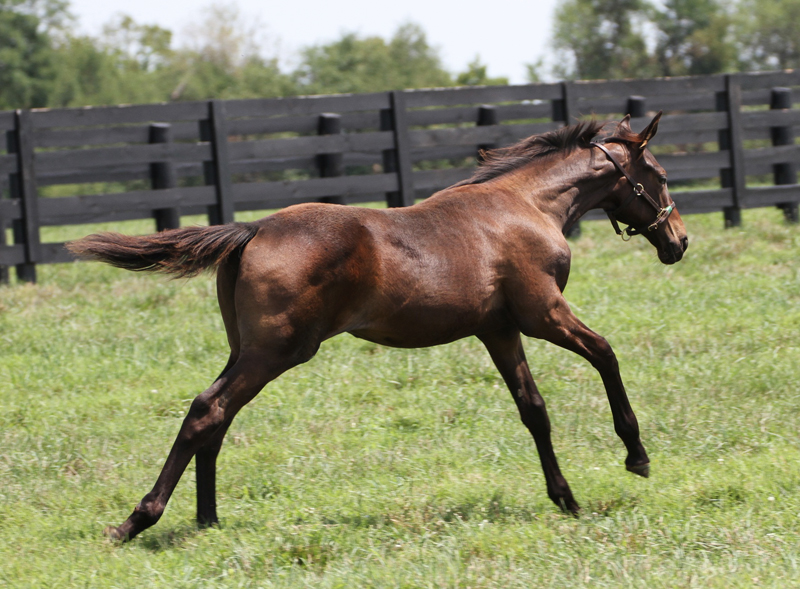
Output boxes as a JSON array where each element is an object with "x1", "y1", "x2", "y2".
[{"x1": 454, "y1": 120, "x2": 608, "y2": 187}]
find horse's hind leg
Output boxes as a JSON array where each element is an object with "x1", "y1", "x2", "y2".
[
  {"x1": 104, "y1": 349, "x2": 291, "y2": 541},
  {"x1": 480, "y1": 329, "x2": 580, "y2": 514},
  {"x1": 195, "y1": 355, "x2": 236, "y2": 528},
  {"x1": 195, "y1": 262, "x2": 240, "y2": 527}
]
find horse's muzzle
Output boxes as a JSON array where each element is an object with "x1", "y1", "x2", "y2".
[{"x1": 659, "y1": 235, "x2": 688, "y2": 264}]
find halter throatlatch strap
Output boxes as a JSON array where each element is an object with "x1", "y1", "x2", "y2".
[{"x1": 590, "y1": 141, "x2": 676, "y2": 240}]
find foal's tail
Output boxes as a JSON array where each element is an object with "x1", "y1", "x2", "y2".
[{"x1": 66, "y1": 223, "x2": 260, "y2": 278}]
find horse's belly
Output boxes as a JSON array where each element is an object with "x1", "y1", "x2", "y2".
[{"x1": 347, "y1": 300, "x2": 505, "y2": 348}]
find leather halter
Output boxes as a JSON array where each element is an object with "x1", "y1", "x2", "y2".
[{"x1": 591, "y1": 141, "x2": 676, "y2": 241}]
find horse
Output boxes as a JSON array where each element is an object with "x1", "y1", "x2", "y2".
[{"x1": 67, "y1": 112, "x2": 688, "y2": 541}]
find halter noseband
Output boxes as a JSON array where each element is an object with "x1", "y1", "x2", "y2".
[{"x1": 590, "y1": 141, "x2": 676, "y2": 241}]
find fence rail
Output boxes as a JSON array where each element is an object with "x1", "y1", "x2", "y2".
[{"x1": 2, "y1": 70, "x2": 800, "y2": 283}]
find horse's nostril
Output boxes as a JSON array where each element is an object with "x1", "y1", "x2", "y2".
[{"x1": 681, "y1": 236, "x2": 689, "y2": 251}]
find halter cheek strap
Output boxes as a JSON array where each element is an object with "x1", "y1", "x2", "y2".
[{"x1": 590, "y1": 141, "x2": 676, "y2": 241}]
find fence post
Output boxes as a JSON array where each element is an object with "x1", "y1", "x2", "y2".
[
  {"x1": 770, "y1": 87, "x2": 798, "y2": 223},
  {"x1": 317, "y1": 113, "x2": 345, "y2": 205},
  {"x1": 1, "y1": 132, "x2": 10, "y2": 284},
  {"x1": 201, "y1": 100, "x2": 235, "y2": 225},
  {"x1": 477, "y1": 105, "x2": 499, "y2": 164},
  {"x1": 149, "y1": 123, "x2": 180, "y2": 231},
  {"x1": 8, "y1": 110, "x2": 40, "y2": 283},
  {"x1": 626, "y1": 96, "x2": 647, "y2": 119},
  {"x1": 717, "y1": 75, "x2": 745, "y2": 228},
  {"x1": 554, "y1": 82, "x2": 581, "y2": 239},
  {"x1": 380, "y1": 91, "x2": 414, "y2": 207}
]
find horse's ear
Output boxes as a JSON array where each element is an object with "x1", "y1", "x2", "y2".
[
  {"x1": 637, "y1": 111, "x2": 662, "y2": 149},
  {"x1": 616, "y1": 114, "x2": 632, "y2": 134}
]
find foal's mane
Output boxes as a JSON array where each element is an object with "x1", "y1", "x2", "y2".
[{"x1": 455, "y1": 119, "x2": 639, "y2": 186}]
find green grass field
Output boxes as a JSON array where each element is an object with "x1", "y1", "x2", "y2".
[{"x1": 1, "y1": 207, "x2": 799, "y2": 588}]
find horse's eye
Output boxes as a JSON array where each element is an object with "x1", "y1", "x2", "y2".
[{"x1": 659, "y1": 176, "x2": 667, "y2": 185}]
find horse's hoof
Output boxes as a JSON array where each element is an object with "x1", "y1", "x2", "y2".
[
  {"x1": 626, "y1": 462, "x2": 650, "y2": 478},
  {"x1": 103, "y1": 526, "x2": 127, "y2": 542},
  {"x1": 558, "y1": 496, "x2": 581, "y2": 516}
]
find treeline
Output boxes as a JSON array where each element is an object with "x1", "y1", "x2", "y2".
[
  {"x1": 2, "y1": 0, "x2": 800, "y2": 111},
  {"x1": 549, "y1": 0, "x2": 800, "y2": 80},
  {"x1": 0, "y1": 0, "x2": 508, "y2": 110}
]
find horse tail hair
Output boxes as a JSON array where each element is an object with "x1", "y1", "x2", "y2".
[{"x1": 65, "y1": 222, "x2": 260, "y2": 278}]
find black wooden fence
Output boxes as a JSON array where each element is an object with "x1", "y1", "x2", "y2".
[{"x1": 2, "y1": 70, "x2": 800, "y2": 283}]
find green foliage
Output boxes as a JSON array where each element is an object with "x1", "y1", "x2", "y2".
[
  {"x1": 0, "y1": 208, "x2": 799, "y2": 586},
  {"x1": 652, "y1": 0, "x2": 739, "y2": 75},
  {"x1": 0, "y1": 0, "x2": 55, "y2": 108},
  {"x1": 550, "y1": 0, "x2": 740, "y2": 79},
  {"x1": 294, "y1": 23, "x2": 453, "y2": 95},
  {"x1": 455, "y1": 57, "x2": 509, "y2": 86},
  {"x1": 552, "y1": 0, "x2": 657, "y2": 80},
  {"x1": 734, "y1": 0, "x2": 800, "y2": 70}
]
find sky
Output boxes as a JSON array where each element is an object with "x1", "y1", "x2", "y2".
[{"x1": 66, "y1": 0, "x2": 559, "y2": 84}]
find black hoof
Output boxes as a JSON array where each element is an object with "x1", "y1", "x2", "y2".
[
  {"x1": 626, "y1": 462, "x2": 650, "y2": 478},
  {"x1": 557, "y1": 496, "x2": 581, "y2": 515}
]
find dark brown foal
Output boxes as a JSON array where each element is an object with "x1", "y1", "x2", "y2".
[{"x1": 68, "y1": 113, "x2": 687, "y2": 541}]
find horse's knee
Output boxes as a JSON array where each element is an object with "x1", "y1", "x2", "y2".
[{"x1": 586, "y1": 335, "x2": 617, "y2": 368}]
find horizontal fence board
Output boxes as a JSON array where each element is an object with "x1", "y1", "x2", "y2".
[
  {"x1": 667, "y1": 167, "x2": 726, "y2": 182},
  {"x1": 40, "y1": 242, "x2": 75, "y2": 264},
  {"x1": 739, "y1": 70, "x2": 800, "y2": 90},
  {"x1": 38, "y1": 185, "x2": 217, "y2": 225},
  {"x1": 741, "y1": 109, "x2": 800, "y2": 128},
  {"x1": 407, "y1": 106, "x2": 487, "y2": 127},
  {"x1": 406, "y1": 103, "x2": 554, "y2": 127},
  {"x1": 0, "y1": 244, "x2": 25, "y2": 265},
  {"x1": 411, "y1": 145, "x2": 478, "y2": 163},
  {"x1": 743, "y1": 144, "x2": 800, "y2": 170},
  {"x1": 34, "y1": 121, "x2": 201, "y2": 148},
  {"x1": 647, "y1": 92, "x2": 719, "y2": 112},
  {"x1": 570, "y1": 75, "x2": 725, "y2": 99},
  {"x1": 233, "y1": 173, "x2": 398, "y2": 205},
  {"x1": 229, "y1": 131, "x2": 394, "y2": 160},
  {"x1": 411, "y1": 168, "x2": 474, "y2": 191},
  {"x1": 671, "y1": 188, "x2": 734, "y2": 209},
  {"x1": 744, "y1": 184, "x2": 800, "y2": 207},
  {"x1": 576, "y1": 91, "x2": 721, "y2": 116},
  {"x1": 657, "y1": 151, "x2": 730, "y2": 172},
  {"x1": 496, "y1": 102, "x2": 554, "y2": 121},
  {"x1": 37, "y1": 142, "x2": 212, "y2": 172},
  {"x1": 0, "y1": 153, "x2": 17, "y2": 176},
  {"x1": 38, "y1": 165, "x2": 153, "y2": 186},
  {"x1": 30, "y1": 102, "x2": 208, "y2": 129},
  {"x1": 227, "y1": 111, "x2": 382, "y2": 137},
  {"x1": 226, "y1": 92, "x2": 390, "y2": 119},
  {"x1": 403, "y1": 84, "x2": 562, "y2": 108},
  {"x1": 0, "y1": 111, "x2": 15, "y2": 130},
  {"x1": 408, "y1": 123, "x2": 549, "y2": 149},
  {"x1": 0, "y1": 198, "x2": 22, "y2": 220}
]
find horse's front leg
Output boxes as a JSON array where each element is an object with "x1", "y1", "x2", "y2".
[
  {"x1": 529, "y1": 295, "x2": 650, "y2": 477},
  {"x1": 480, "y1": 329, "x2": 580, "y2": 514}
]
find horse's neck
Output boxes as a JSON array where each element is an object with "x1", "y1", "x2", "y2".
[{"x1": 518, "y1": 150, "x2": 614, "y2": 232}]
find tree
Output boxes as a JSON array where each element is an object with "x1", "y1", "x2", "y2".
[
  {"x1": 294, "y1": 23, "x2": 453, "y2": 94},
  {"x1": 0, "y1": 0, "x2": 59, "y2": 108},
  {"x1": 551, "y1": 0, "x2": 656, "y2": 80},
  {"x1": 735, "y1": 0, "x2": 800, "y2": 70},
  {"x1": 652, "y1": 0, "x2": 737, "y2": 76},
  {"x1": 455, "y1": 57, "x2": 508, "y2": 86},
  {"x1": 170, "y1": 3, "x2": 296, "y2": 101}
]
